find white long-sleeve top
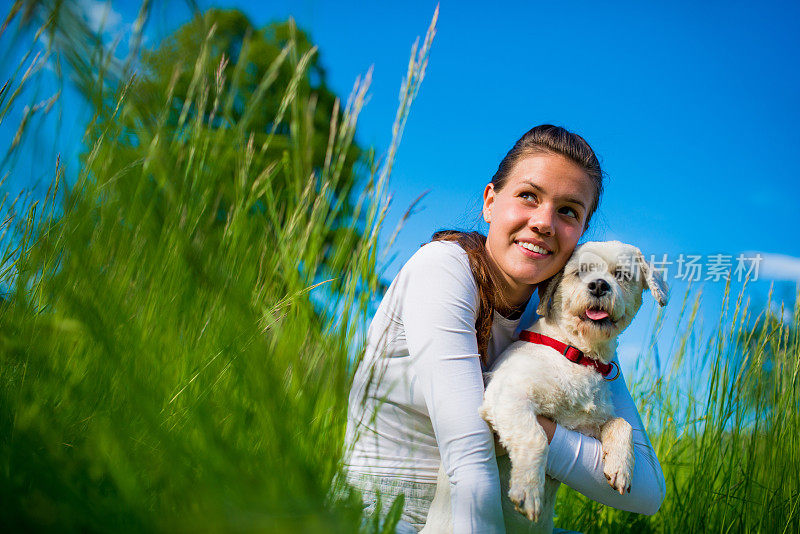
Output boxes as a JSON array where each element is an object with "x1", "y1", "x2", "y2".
[{"x1": 344, "y1": 241, "x2": 665, "y2": 532}]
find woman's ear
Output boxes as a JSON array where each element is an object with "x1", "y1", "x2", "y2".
[{"x1": 482, "y1": 183, "x2": 495, "y2": 223}]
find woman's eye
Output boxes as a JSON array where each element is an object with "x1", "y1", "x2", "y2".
[
  {"x1": 520, "y1": 192, "x2": 537, "y2": 202},
  {"x1": 559, "y1": 206, "x2": 578, "y2": 219}
]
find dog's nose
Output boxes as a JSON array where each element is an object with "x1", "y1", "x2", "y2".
[{"x1": 588, "y1": 279, "x2": 610, "y2": 297}]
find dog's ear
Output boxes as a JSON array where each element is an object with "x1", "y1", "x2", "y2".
[
  {"x1": 536, "y1": 270, "x2": 563, "y2": 317},
  {"x1": 634, "y1": 249, "x2": 669, "y2": 306}
]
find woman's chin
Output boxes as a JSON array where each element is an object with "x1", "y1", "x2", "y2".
[
  {"x1": 514, "y1": 251, "x2": 567, "y2": 283},
  {"x1": 519, "y1": 261, "x2": 561, "y2": 285},
  {"x1": 509, "y1": 268, "x2": 555, "y2": 289}
]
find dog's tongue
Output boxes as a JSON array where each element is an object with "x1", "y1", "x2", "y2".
[{"x1": 586, "y1": 308, "x2": 609, "y2": 321}]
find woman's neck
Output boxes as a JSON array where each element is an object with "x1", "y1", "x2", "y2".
[
  {"x1": 496, "y1": 285, "x2": 534, "y2": 319},
  {"x1": 503, "y1": 283, "x2": 535, "y2": 310},
  {"x1": 497, "y1": 301, "x2": 527, "y2": 319}
]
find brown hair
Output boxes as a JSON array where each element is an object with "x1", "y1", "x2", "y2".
[{"x1": 430, "y1": 125, "x2": 604, "y2": 365}]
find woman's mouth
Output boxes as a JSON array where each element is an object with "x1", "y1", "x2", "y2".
[{"x1": 516, "y1": 240, "x2": 552, "y2": 257}]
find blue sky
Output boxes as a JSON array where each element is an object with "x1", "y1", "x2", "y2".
[{"x1": 3, "y1": 0, "x2": 800, "y2": 372}]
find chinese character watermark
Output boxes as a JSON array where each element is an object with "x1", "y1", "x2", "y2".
[{"x1": 629, "y1": 253, "x2": 762, "y2": 282}]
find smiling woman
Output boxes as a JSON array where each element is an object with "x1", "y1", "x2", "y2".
[
  {"x1": 434, "y1": 126, "x2": 606, "y2": 366},
  {"x1": 481, "y1": 153, "x2": 597, "y2": 307},
  {"x1": 343, "y1": 125, "x2": 664, "y2": 532}
]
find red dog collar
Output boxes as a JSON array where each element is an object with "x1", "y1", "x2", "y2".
[{"x1": 518, "y1": 330, "x2": 619, "y2": 380}]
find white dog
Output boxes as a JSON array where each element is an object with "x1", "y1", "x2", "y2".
[{"x1": 422, "y1": 241, "x2": 668, "y2": 533}]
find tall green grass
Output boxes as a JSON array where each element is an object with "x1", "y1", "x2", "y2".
[
  {"x1": 554, "y1": 284, "x2": 800, "y2": 533},
  {"x1": 0, "y1": 4, "x2": 436, "y2": 531},
  {"x1": 2, "y1": 3, "x2": 799, "y2": 533}
]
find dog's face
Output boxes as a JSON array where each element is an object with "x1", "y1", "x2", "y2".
[{"x1": 536, "y1": 241, "x2": 669, "y2": 342}]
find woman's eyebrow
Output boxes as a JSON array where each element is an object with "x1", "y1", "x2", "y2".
[{"x1": 524, "y1": 181, "x2": 587, "y2": 209}]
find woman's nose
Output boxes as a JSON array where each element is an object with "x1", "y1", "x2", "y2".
[{"x1": 529, "y1": 207, "x2": 555, "y2": 236}]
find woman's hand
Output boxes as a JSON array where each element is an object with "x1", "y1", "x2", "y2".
[{"x1": 537, "y1": 415, "x2": 556, "y2": 443}]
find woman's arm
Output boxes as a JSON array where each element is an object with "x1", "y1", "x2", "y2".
[
  {"x1": 544, "y1": 366, "x2": 666, "y2": 515},
  {"x1": 401, "y1": 243, "x2": 505, "y2": 533}
]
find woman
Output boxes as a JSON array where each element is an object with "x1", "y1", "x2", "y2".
[{"x1": 343, "y1": 125, "x2": 665, "y2": 532}]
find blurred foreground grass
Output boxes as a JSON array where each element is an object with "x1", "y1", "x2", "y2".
[
  {"x1": 1, "y1": 2, "x2": 798, "y2": 533},
  {"x1": 0, "y1": 3, "x2": 435, "y2": 531}
]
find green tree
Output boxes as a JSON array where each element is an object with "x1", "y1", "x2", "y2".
[{"x1": 79, "y1": 8, "x2": 367, "y2": 297}]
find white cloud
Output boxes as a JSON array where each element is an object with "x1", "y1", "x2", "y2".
[
  {"x1": 79, "y1": 0, "x2": 123, "y2": 34},
  {"x1": 750, "y1": 251, "x2": 800, "y2": 282}
]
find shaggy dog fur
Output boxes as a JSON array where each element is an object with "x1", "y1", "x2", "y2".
[{"x1": 421, "y1": 241, "x2": 668, "y2": 533}]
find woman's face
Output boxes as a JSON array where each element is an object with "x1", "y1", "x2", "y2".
[{"x1": 483, "y1": 152, "x2": 595, "y2": 306}]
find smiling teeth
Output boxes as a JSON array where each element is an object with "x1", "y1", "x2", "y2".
[{"x1": 518, "y1": 242, "x2": 551, "y2": 255}]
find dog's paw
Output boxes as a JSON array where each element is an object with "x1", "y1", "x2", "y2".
[
  {"x1": 600, "y1": 418, "x2": 635, "y2": 495},
  {"x1": 602, "y1": 448, "x2": 634, "y2": 495},
  {"x1": 508, "y1": 464, "x2": 545, "y2": 523},
  {"x1": 508, "y1": 481, "x2": 543, "y2": 522}
]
